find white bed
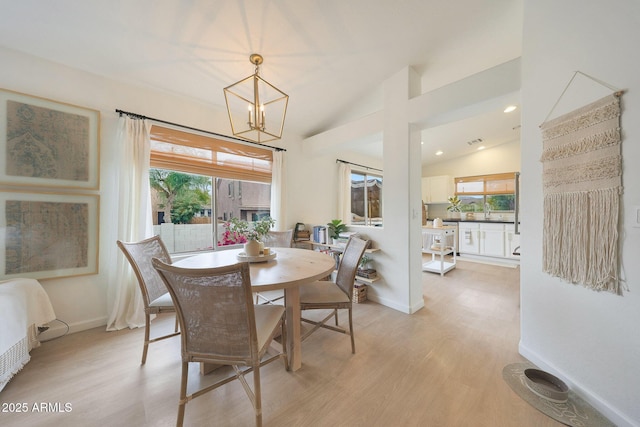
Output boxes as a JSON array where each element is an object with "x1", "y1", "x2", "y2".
[{"x1": 0, "y1": 278, "x2": 56, "y2": 392}]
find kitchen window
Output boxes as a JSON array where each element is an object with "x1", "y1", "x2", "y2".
[
  {"x1": 350, "y1": 171, "x2": 382, "y2": 226},
  {"x1": 149, "y1": 125, "x2": 272, "y2": 254},
  {"x1": 454, "y1": 172, "x2": 517, "y2": 213}
]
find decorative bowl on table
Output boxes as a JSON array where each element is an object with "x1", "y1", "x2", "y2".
[{"x1": 236, "y1": 252, "x2": 277, "y2": 263}]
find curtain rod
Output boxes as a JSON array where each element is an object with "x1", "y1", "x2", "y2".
[
  {"x1": 336, "y1": 159, "x2": 382, "y2": 172},
  {"x1": 115, "y1": 109, "x2": 286, "y2": 152}
]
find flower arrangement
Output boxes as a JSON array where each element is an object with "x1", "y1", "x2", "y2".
[
  {"x1": 253, "y1": 216, "x2": 275, "y2": 240},
  {"x1": 446, "y1": 195, "x2": 461, "y2": 212},
  {"x1": 218, "y1": 217, "x2": 275, "y2": 246}
]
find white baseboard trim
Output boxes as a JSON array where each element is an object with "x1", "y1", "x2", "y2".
[
  {"x1": 365, "y1": 292, "x2": 420, "y2": 314},
  {"x1": 519, "y1": 342, "x2": 635, "y2": 427},
  {"x1": 457, "y1": 253, "x2": 520, "y2": 268}
]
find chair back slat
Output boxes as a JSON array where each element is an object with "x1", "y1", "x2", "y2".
[
  {"x1": 335, "y1": 237, "x2": 369, "y2": 297},
  {"x1": 117, "y1": 236, "x2": 172, "y2": 306},
  {"x1": 153, "y1": 260, "x2": 258, "y2": 362}
]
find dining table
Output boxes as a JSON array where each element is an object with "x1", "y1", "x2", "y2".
[{"x1": 174, "y1": 247, "x2": 335, "y2": 371}]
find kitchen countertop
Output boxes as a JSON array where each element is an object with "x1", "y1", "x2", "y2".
[{"x1": 427, "y1": 218, "x2": 516, "y2": 224}]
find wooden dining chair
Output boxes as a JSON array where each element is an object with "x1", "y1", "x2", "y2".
[
  {"x1": 299, "y1": 236, "x2": 369, "y2": 353},
  {"x1": 152, "y1": 259, "x2": 288, "y2": 427},
  {"x1": 255, "y1": 229, "x2": 294, "y2": 305},
  {"x1": 117, "y1": 236, "x2": 180, "y2": 364}
]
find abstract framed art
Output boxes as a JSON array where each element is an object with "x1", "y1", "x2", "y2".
[
  {"x1": 0, "y1": 190, "x2": 99, "y2": 280},
  {"x1": 0, "y1": 89, "x2": 100, "y2": 189}
]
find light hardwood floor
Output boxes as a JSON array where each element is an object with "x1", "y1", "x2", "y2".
[{"x1": 0, "y1": 259, "x2": 561, "y2": 427}]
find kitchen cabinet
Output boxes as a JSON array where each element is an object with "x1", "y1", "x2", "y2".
[
  {"x1": 422, "y1": 175, "x2": 452, "y2": 203},
  {"x1": 458, "y1": 222, "x2": 512, "y2": 258},
  {"x1": 480, "y1": 223, "x2": 505, "y2": 257},
  {"x1": 505, "y1": 224, "x2": 520, "y2": 259},
  {"x1": 458, "y1": 222, "x2": 480, "y2": 254}
]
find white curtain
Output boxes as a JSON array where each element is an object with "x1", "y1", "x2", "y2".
[
  {"x1": 270, "y1": 150, "x2": 286, "y2": 230},
  {"x1": 106, "y1": 117, "x2": 153, "y2": 331},
  {"x1": 338, "y1": 161, "x2": 351, "y2": 224}
]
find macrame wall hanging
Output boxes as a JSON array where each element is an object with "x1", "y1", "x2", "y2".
[{"x1": 540, "y1": 71, "x2": 624, "y2": 294}]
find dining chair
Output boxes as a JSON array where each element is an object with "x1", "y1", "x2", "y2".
[
  {"x1": 255, "y1": 229, "x2": 294, "y2": 305},
  {"x1": 117, "y1": 236, "x2": 180, "y2": 364},
  {"x1": 262, "y1": 229, "x2": 293, "y2": 248},
  {"x1": 299, "y1": 236, "x2": 369, "y2": 353},
  {"x1": 152, "y1": 259, "x2": 288, "y2": 427}
]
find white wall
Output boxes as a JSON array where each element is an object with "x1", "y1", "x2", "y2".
[
  {"x1": 422, "y1": 140, "x2": 521, "y2": 218},
  {"x1": 422, "y1": 139, "x2": 521, "y2": 178},
  {"x1": 0, "y1": 46, "x2": 299, "y2": 335},
  {"x1": 521, "y1": 1, "x2": 640, "y2": 425},
  {"x1": 299, "y1": 59, "x2": 521, "y2": 313}
]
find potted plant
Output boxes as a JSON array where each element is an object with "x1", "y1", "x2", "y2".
[
  {"x1": 446, "y1": 196, "x2": 461, "y2": 219},
  {"x1": 220, "y1": 216, "x2": 275, "y2": 256},
  {"x1": 326, "y1": 219, "x2": 347, "y2": 244},
  {"x1": 359, "y1": 255, "x2": 373, "y2": 270}
]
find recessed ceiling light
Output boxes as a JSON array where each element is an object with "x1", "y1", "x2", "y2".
[
  {"x1": 477, "y1": 146, "x2": 485, "y2": 150},
  {"x1": 504, "y1": 105, "x2": 517, "y2": 113},
  {"x1": 435, "y1": 150, "x2": 443, "y2": 156}
]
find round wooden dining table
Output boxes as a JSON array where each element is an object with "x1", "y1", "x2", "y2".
[{"x1": 174, "y1": 247, "x2": 335, "y2": 371}]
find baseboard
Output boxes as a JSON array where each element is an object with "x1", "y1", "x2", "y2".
[
  {"x1": 365, "y1": 292, "x2": 422, "y2": 314},
  {"x1": 38, "y1": 316, "x2": 107, "y2": 342},
  {"x1": 519, "y1": 342, "x2": 635, "y2": 427},
  {"x1": 457, "y1": 254, "x2": 520, "y2": 268}
]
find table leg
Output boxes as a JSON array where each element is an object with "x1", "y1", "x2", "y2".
[{"x1": 285, "y1": 287, "x2": 302, "y2": 371}]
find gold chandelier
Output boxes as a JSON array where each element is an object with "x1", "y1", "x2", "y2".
[{"x1": 223, "y1": 54, "x2": 289, "y2": 143}]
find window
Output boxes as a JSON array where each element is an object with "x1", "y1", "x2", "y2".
[
  {"x1": 454, "y1": 172, "x2": 516, "y2": 213},
  {"x1": 215, "y1": 177, "x2": 271, "y2": 246},
  {"x1": 149, "y1": 125, "x2": 272, "y2": 254},
  {"x1": 350, "y1": 171, "x2": 383, "y2": 226}
]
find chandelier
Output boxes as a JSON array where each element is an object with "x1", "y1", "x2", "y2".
[{"x1": 223, "y1": 54, "x2": 289, "y2": 143}]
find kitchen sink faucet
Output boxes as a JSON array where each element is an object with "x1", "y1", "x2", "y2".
[{"x1": 484, "y1": 203, "x2": 491, "y2": 219}]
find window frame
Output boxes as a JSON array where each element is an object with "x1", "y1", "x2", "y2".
[
  {"x1": 350, "y1": 169, "x2": 383, "y2": 227},
  {"x1": 454, "y1": 172, "x2": 517, "y2": 212},
  {"x1": 149, "y1": 125, "x2": 274, "y2": 253}
]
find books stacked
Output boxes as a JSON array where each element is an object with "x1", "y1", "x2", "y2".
[
  {"x1": 295, "y1": 230, "x2": 310, "y2": 240},
  {"x1": 356, "y1": 268, "x2": 377, "y2": 279},
  {"x1": 313, "y1": 226, "x2": 328, "y2": 244}
]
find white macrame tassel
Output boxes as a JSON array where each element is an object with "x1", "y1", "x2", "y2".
[{"x1": 543, "y1": 189, "x2": 619, "y2": 292}]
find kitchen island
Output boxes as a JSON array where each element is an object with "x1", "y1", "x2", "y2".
[{"x1": 422, "y1": 226, "x2": 457, "y2": 275}]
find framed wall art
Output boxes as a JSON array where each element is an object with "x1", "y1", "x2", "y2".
[
  {"x1": 0, "y1": 190, "x2": 99, "y2": 280},
  {"x1": 0, "y1": 89, "x2": 100, "y2": 189}
]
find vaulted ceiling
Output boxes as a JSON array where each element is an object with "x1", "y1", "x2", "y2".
[{"x1": 0, "y1": 0, "x2": 523, "y2": 164}]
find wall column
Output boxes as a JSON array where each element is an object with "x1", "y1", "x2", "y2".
[{"x1": 383, "y1": 67, "x2": 424, "y2": 313}]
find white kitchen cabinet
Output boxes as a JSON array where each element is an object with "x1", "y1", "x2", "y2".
[
  {"x1": 505, "y1": 224, "x2": 521, "y2": 259},
  {"x1": 458, "y1": 222, "x2": 480, "y2": 254},
  {"x1": 459, "y1": 222, "x2": 509, "y2": 258},
  {"x1": 480, "y1": 223, "x2": 506, "y2": 257},
  {"x1": 422, "y1": 175, "x2": 453, "y2": 203}
]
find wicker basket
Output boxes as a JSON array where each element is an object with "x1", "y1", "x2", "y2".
[{"x1": 353, "y1": 284, "x2": 367, "y2": 303}]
